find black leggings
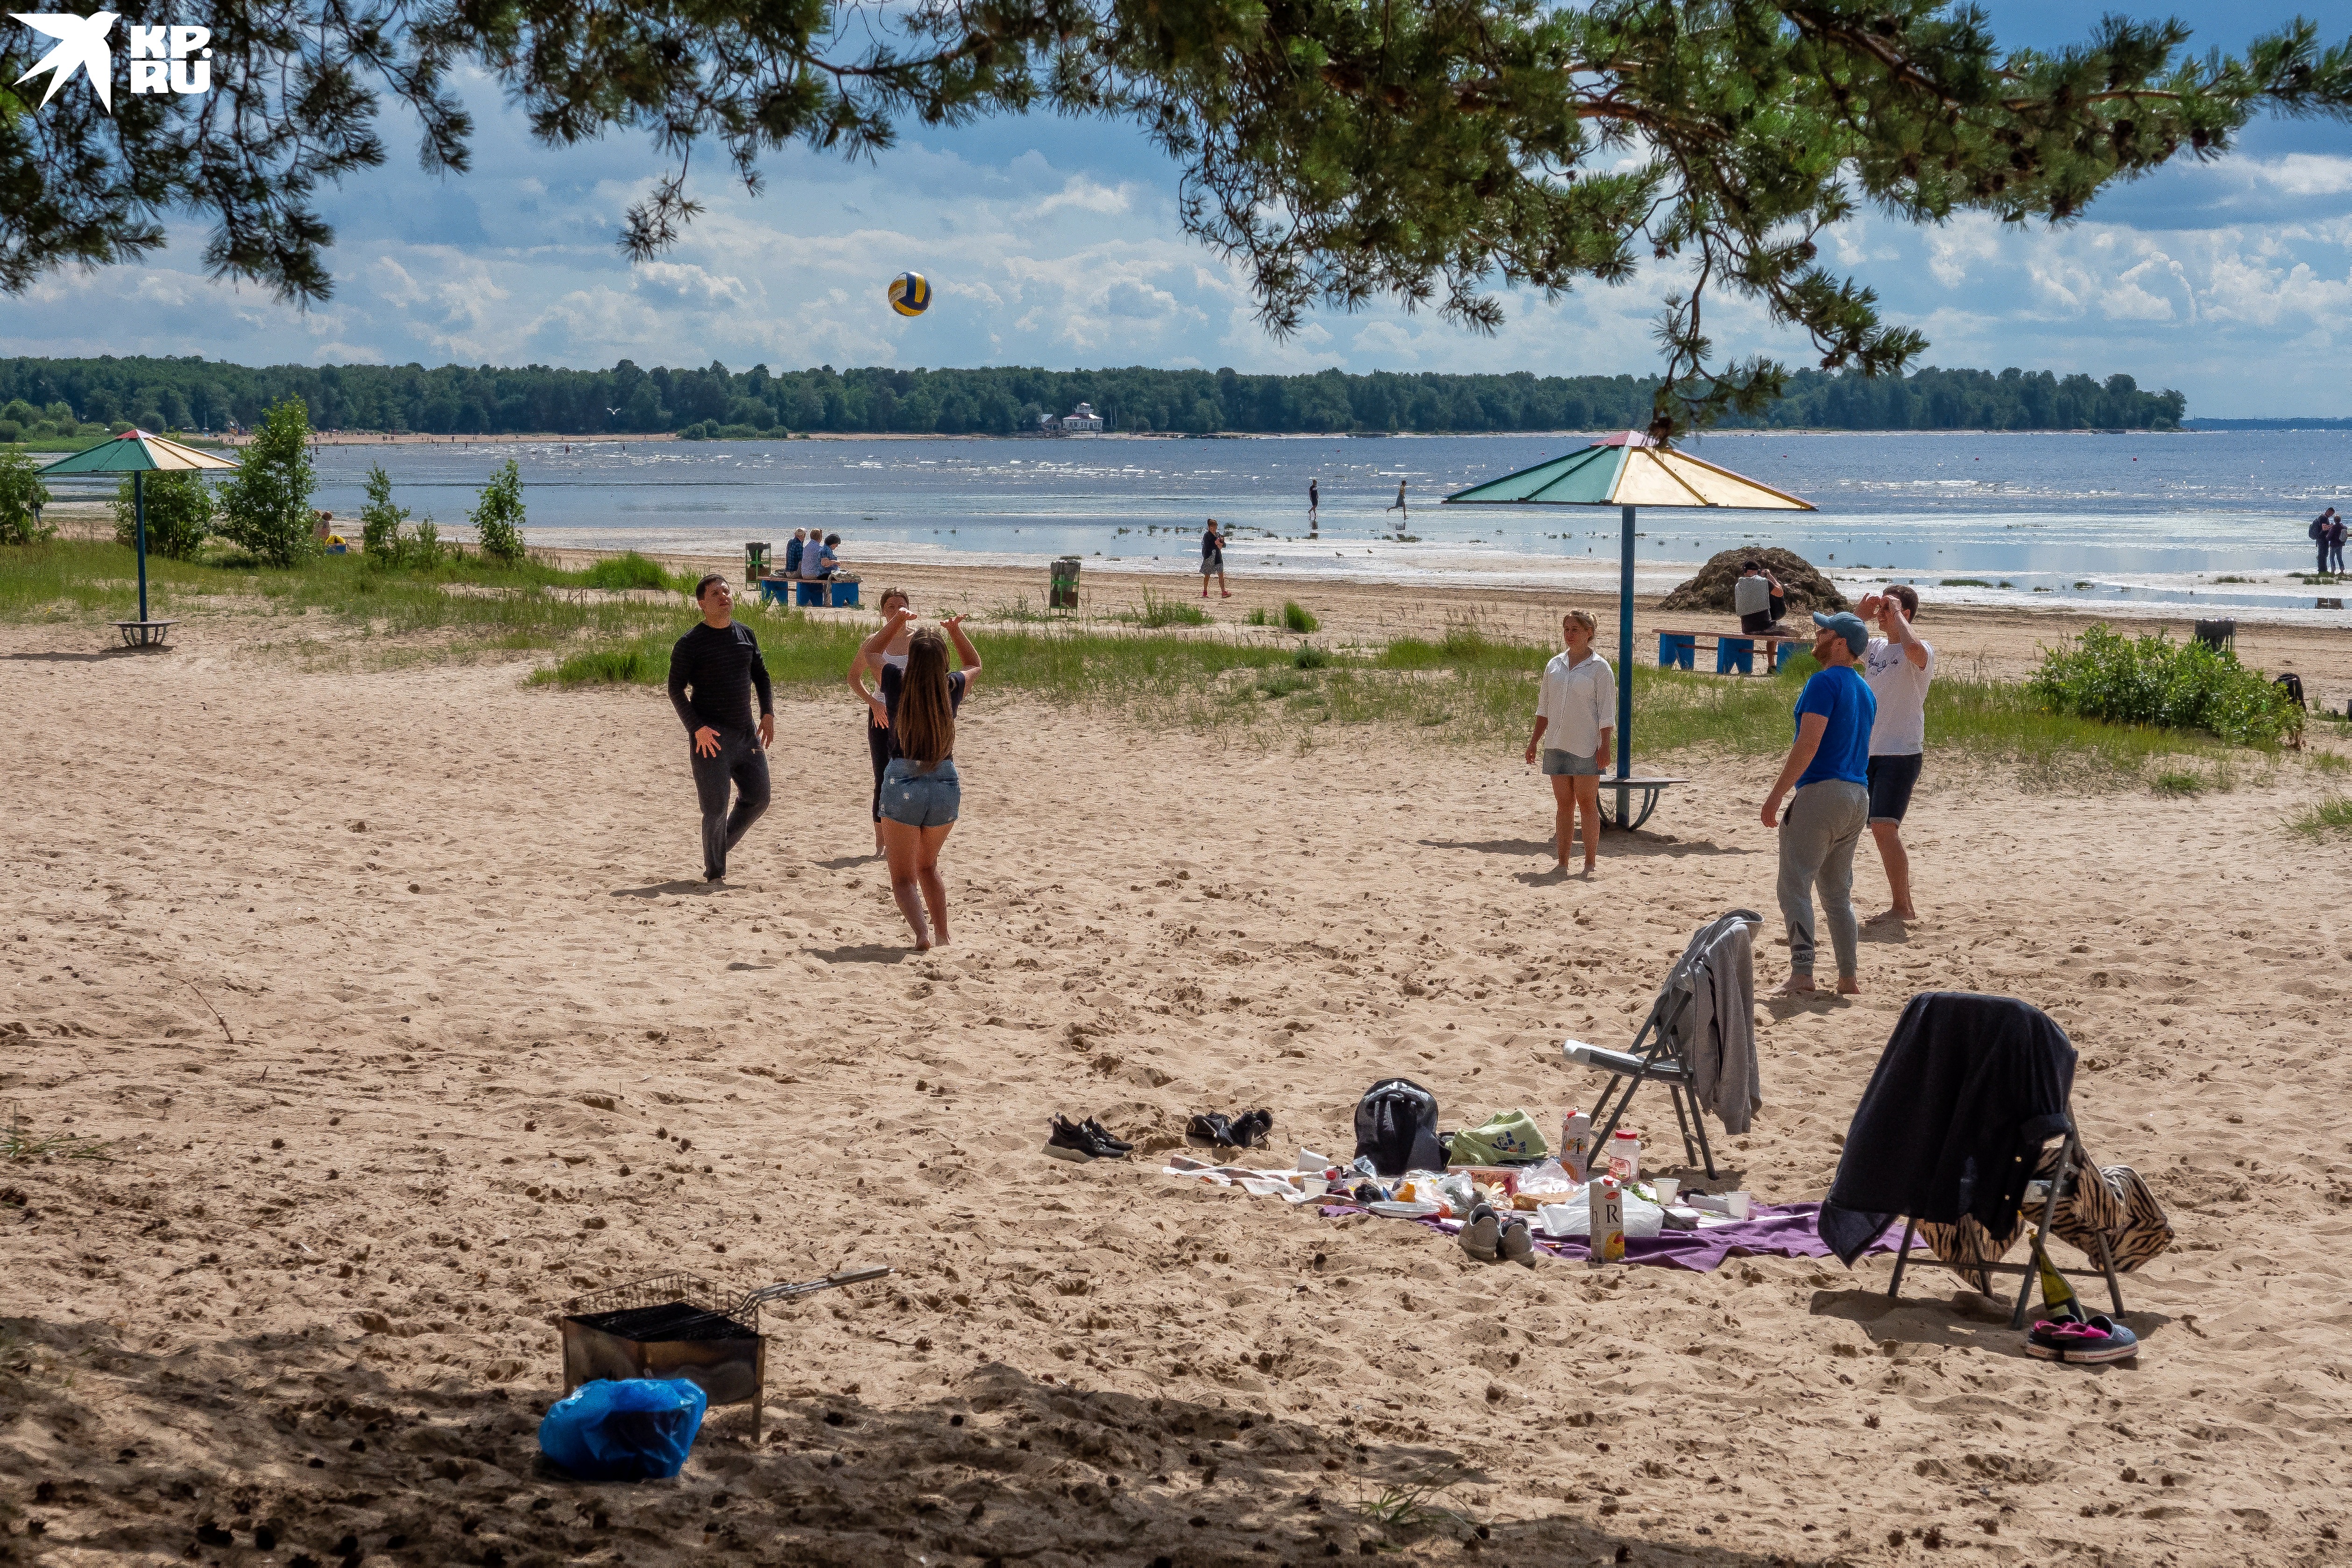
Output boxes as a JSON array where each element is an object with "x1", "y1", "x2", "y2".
[
  {"x1": 867, "y1": 718, "x2": 892, "y2": 822},
  {"x1": 690, "y1": 729, "x2": 770, "y2": 879}
]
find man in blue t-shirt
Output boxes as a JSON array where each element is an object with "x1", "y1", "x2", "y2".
[{"x1": 1762, "y1": 611, "x2": 1879, "y2": 995}]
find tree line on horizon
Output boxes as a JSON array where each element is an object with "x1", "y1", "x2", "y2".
[{"x1": 0, "y1": 356, "x2": 2186, "y2": 443}]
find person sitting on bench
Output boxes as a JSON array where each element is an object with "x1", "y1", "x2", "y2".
[
  {"x1": 801, "y1": 532, "x2": 840, "y2": 581},
  {"x1": 1735, "y1": 560, "x2": 1787, "y2": 634}
]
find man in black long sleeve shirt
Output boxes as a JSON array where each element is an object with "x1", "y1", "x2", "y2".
[{"x1": 669, "y1": 574, "x2": 775, "y2": 881}]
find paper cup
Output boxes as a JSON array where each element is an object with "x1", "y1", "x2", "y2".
[
  {"x1": 1724, "y1": 1191, "x2": 1751, "y2": 1220},
  {"x1": 1650, "y1": 1177, "x2": 1680, "y2": 1202}
]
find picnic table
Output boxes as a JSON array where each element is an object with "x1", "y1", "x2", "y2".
[{"x1": 1654, "y1": 624, "x2": 1811, "y2": 675}]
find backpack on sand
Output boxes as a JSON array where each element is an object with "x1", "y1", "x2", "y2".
[{"x1": 1353, "y1": 1078, "x2": 1446, "y2": 1177}]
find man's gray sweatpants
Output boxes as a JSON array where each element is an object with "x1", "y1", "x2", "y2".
[{"x1": 1777, "y1": 779, "x2": 1868, "y2": 980}]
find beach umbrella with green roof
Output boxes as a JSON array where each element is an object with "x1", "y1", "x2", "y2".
[
  {"x1": 1444, "y1": 431, "x2": 1813, "y2": 825},
  {"x1": 40, "y1": 430, "x2": 240, "y2": 646}
]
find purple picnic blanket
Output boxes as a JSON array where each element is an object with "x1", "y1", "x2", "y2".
[{"x1": 1320, "y1": 1201, "x2": 1902, "y2": 1273}]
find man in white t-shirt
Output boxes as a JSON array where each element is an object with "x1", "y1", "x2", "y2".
[{"x1": 1857, "y1": 586, "x2": 1933, "y2": 922}]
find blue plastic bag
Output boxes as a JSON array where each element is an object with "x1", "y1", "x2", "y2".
[{"x1": 538, "y1": 1377, "x2": 709, "y2": 1480}]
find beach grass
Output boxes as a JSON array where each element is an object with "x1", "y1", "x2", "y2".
[
  {"x1": 0, "y1": 540, "x2": 2322, "y2": 781},
  {"x1": 2290, "y1": 796, "x2": 2352, "y2": 837}
]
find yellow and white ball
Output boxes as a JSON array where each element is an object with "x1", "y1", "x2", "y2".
[{"x1": 888, "y1": 272, "x2": 932, "y2": 317}]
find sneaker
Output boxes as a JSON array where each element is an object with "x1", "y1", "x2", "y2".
[
  {"x1": 1231, "y1": 1109, "x2": 1273, "y2": 1148},
  {"x1": 1498, "y1": 1218, "x2": 1535, "y2": 1268},
  {"x1": 2025, "y1": 1313, "x2": 2139, "y2": 1365},
  {"x1": 1082, "y1": 1118, "x2": 1134, "y2": 1153},
  {"x1": 1045, "y1": 1117, "x2": 1098, "y2": 1163},
  {"x1": 1458, "y1": 1203, "x2": 1499, "y2": 1263}
]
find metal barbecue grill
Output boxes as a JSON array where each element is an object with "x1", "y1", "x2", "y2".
[{"x1": 555, "y1": 1266, "x2": 891, "y2": 1438}]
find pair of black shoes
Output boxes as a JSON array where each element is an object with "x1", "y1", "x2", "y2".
[
  {"x1": 1046, "y1": 1116, "x2": 1134, "y2": 1163},
  {"x1": 1186, "y1": 1109, "x2": 1272, "y2": 1150}
]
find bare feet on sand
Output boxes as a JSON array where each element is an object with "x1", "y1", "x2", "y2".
[
  {"x1": 1866, "y1": 906, "x2": 1918, "y2": 924},
  {"x1": 1773, "y1": 975, "x2": 1862, "y2": 997}
]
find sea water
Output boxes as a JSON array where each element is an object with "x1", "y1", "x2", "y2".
[{"x1": 104, "y1": 428, "x2": 2352, "y2": 622}]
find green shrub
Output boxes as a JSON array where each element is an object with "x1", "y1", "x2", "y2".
[
  {"x1": 215, "y1": 397, "x2": 316, "y2": 566},
  {"x1": 470, "y1": 459, "x2": 526, "y2": 564},
  {"x1": 0, "y1": 447, "x2": 51, "y2": 545},
  {"x1": 1294, "y1": 642, "x2": 1330, "y2": 669},
  {"x1": 1282, "y1": 600, "x2": 1319, "y2": 633},
  {"x1": 2151, "y1": 770, "x2": 2204, "y2": 796},
  {"x1": 583, "y1": 552, "x2": 676, "y2": 591},
  {"x1": 410, "y1": 518, "x2": 444, "y2": 569},
  {"x1": 360, "y1": 463, "x2": 410, "y2": 564},
  {"x1": 2026, "y1": 625, "x2": 2302, "y2": 746},
  {"x1": 542, "y1": 645, "x2": 671, "y2": 685},
  {"x1": 111, "y1": 471, "x2": 214, "y2": 559},
  {"x1": 1244, "y1": 606, "x2": 1270, "y2": 627}
]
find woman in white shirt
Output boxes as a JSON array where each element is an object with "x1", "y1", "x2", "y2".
[{"x1": 1523, "y1": 609, "x2": 1616, "y2": 874}]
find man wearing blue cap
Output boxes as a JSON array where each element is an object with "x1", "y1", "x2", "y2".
[{"x1": 1761, "y1": 609, "x2": 1878, "y2": 995}]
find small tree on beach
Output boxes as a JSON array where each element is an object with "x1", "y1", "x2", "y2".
[
  {"x1": 0, "y1": 447, "x2": 52, "y2": 545},
  {"x1": 216, "y1": 398, "x2": 317, "y2": 567},
  {"x1": 112, "y1": 471, "x2": 214, "y2": 559},
  {"x1": 470, "y1": 459, "x2": 526, "y2": 565},
  {"x1": 359, "y1": 462, "x2": 410, "y2": 565}
]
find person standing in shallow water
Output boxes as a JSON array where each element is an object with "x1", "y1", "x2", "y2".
[
  {"x1": 668, "y1": 574, "x2": 774, "y2": 883},
  {"x1": 1308, "y1": 479, "x2": 1320, "y2": 534}
]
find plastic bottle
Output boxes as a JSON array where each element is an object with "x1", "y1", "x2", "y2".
[
  {"x1": 1590, "y1": 1176, "x2": 1626, "y2": 1264},
  {"x1": 1561, "y1": 1108, "x2": 1592, "y2": 1181},
  {"x1": 1606, "y1": 1130, "x2": 1641, "y2": 1182}
]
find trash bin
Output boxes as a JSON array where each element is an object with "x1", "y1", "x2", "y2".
[
  {"x1": 744, "y1": 541, "x2": 771, "y2": 584},
  {"x1": 1050, "y1": 557, "x2": 1081, "y2": 611}
]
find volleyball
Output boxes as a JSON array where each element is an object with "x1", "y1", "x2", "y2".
[{"x1": 888, "y1": 272, "x2": 932, "y2": 317}]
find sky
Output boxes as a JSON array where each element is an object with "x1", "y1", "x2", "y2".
[{"x1": 4, "y1": 1, "x2": 2352, "y2": 416}]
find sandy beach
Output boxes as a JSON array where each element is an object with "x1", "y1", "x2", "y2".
[{"x1": 3, "y1": 564, "x2": 2350, "y2": 1568}]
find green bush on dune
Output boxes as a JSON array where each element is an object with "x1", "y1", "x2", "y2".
[
  {"x1": 2027, "y1": 626, "x2": 2302, "y2": 746},
  {"x1": 582, "y1": 552, "x2": 681, "y2": 592}
]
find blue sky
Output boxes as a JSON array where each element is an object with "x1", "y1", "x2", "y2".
[{"x1": 4, "y1": 1, "x2": 2352, "y2": 416}]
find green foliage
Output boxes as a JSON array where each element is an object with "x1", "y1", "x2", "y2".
[
  {"x1": 0, "y1": 356, "x2": 2190, "y2": 438},
  {"x1": 2151, "y1": 770, "x2": 2204, "y2": 796},
  {"x1": 1281, "y1": 600, "x2": 1319, "y2": 634},
  {"x1": 360, "y1": 463, "x2": 410, "y2": 564},
  {"x1": 1243, "y1": 606, "x2": 1269, "y2": 626},
  {"x1": 111, "y1": 471, "x2": 215, "y2": 560},
  {"x1": 215, "y1": 398, "x2": 317, "y2": 567},
  {"x1": 1293, "y1": 642, "x2": 1330, "y2": 669},
  {"x1": 0, "y1": 1, "x2": 2329, "y2": 432},
  {"x1": 582, "y1": 552, "x2": 679, "y2": 591},
  {"x1": 469, "y1": 459, "x2": 526, "y2": 564},
  {"x1": 0, "y1": 447, "x2": 51, "y2": 544},
  {"x1": 410, "y1": 519, "x2": 444, "y2": 569},
  {"x1": 2026, "y1": 626, "x2": 2303, "y2": 746}
]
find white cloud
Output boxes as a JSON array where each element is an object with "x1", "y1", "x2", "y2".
[{"x1": 1035, "y1": 177, "x2": 1132, "y2": 217}]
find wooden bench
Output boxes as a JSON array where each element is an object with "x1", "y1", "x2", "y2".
[
  {"x1": 1655, "y1": 625, "x2": 1811, "y2": 675},
  {"x1": 760, "y1": 577, "x2": 860, "y2": 608},
  {"x1": 1599, "y1": 775, "x2": 1688, "y2": 832}
]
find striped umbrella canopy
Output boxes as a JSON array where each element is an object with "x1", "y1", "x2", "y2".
[
  {"x1": 1444, "y1": 431, "x2": 1813, "y2": 816},
  {"x1": 40, "y1": 430, "x2": 240, "y2": 636}
]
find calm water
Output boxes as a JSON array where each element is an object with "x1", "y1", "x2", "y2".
[{"x1": 81, "y1": 428, "x2": 2352, "y2": 622}]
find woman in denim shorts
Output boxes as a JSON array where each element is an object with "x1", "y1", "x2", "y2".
[{"x1": 859, "y1": 608, "x2": 982, "y2": 950}]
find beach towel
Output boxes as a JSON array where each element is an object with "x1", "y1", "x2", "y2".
[
  {"x1": 1445, "y1": 1109, "x2": 1549, "y2": 1166},
  {"x1": 1398, "y1": 1202, "x2": 1904, "y2": 1273}
]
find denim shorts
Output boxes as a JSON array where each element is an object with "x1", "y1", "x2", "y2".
[
  {"x1": 1541, "y1": 749, "x2": 1599, "y2": 777},
  {"x1": 880, "y1": 757, "x2": 961, "y2": 828},
  {"x1": 1866, "y1": 752, "x2": 1924, "y2": 823}
]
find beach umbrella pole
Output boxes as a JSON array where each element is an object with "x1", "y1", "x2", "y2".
[
  {"x1": 134, "y1": 470, "x2": 149, "y2": 630},
  {"x1": 1618, "y1": 503, "x2": 1637, "y2": 823}
]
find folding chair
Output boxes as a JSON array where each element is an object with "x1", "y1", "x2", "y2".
[
  {"x1": 1560, "y1": 911, "x2": 1760, "y2": 1181},
  {"x1": 1884, "y1": 1123, "x2": 2126, "y2": 1328}
]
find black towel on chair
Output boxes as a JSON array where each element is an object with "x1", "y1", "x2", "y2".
[{"x1": 1819, "y1": 993, "x2": 2077, "y2": 1265}]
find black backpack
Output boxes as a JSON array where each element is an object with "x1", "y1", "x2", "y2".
[{"x1": 1352, "y1": 1078, "x2": 1446, "y2": 1177}]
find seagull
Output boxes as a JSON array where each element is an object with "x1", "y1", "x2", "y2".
[{"x1": 11, "y1": 12, "x2": 118, "y2": 112}]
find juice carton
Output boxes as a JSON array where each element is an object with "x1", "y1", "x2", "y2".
[{"x1": 1590, "y1": 1176, "x2": 1626, "y2": 1264}]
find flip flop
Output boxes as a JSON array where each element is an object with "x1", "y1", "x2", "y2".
[{"x1": 2026, "y1": 1314, "x2": 2140, "y2": 1365}]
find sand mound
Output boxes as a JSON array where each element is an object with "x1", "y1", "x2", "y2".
[{"x1": 1659, "y1": 547, "x2": 1848, "y2": 616}]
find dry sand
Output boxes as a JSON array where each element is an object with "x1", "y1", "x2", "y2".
[{"x1": 3, "y1": 574, "x2": 2351, "y2": 1568}]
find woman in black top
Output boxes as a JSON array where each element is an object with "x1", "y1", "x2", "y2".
[
  {"x1": 857, "y1": 607, "x2": 982, "y2": 949},
  {"x1": 846, "y1": 586, "x2": 913, "y2": 853}
]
